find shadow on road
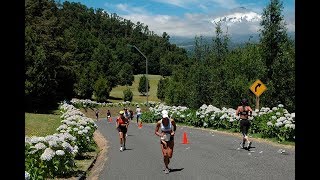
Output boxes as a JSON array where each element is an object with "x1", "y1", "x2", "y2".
[
  {"x1": 169, "y1": 168, "x2": 184, "y2": 173},
  {"x1": 245, "y1": 146, "x2": 256, "y2": 151}
]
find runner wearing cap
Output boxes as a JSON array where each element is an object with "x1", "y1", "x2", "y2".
[
  {"x1": 155, "y1": 110, "x2": 177, "y2": 174},
  {"x1": 136, "y1": 105, "x2": 142, "y2": 124},
  {"x1": 123, "y1": 107, "x2": 131, "y2": 137},
  {"x1": 116, "y1": 110, "x2": 129, "y2": 151}
]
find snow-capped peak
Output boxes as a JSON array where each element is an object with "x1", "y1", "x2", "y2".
[{"x1": 211, "y1": 8, "x2": 261, "y2": 24}]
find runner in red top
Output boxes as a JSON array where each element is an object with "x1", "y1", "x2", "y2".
[{"x1": 116, "y1": 111, "x2": 129, "y2": 151}]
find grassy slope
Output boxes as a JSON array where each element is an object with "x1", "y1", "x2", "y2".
[
  {"x1": 25, "y1": 113, "x2": 62, "y2": 136},
  {"x1": 109, "y1": 74, "x2": 162, "y2": 103}
]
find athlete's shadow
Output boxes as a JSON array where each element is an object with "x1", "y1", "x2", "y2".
[
  {"x1": 169, "y1": 168, "x2": 184, "y2": 173},
  {"x1": 244, "y1": 146, "x2": 256, "y2": 151}
]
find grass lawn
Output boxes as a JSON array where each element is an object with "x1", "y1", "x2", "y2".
[
  {"x1": 25, "y1": 113, "x2": 62, "y2": 137},
  {"x1": 109, "y1": 74, "x2": 162, "y2": 103}
]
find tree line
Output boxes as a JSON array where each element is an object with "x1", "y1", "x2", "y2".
[
  {"x1": 157, "y1": 0, "x2": 295, "y2": 112},
  {"x1": 25, "y1": 0, "x2": 187, "y2": 112},
  {"x1": 25, "y1": 0, "x2": 295, "y2": 113}
]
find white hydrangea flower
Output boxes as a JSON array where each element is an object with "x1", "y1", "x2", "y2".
[
  {"x1": 275, "y1": 112, "x2": 281, "y2": 116},
  {"x1": 62, "y1": 142, "x2": 73, "y2": 152},
  {"x1": 82, "y1": 129, "x2": 88, "y2": 134},
  {"x1": 267, "y1": 121, "x2": 273, "y2": 126},
  {"x1": 35, "y1": 142, "x2": 46, "y2": 150},
  {"x1": 277, "y1": 117, "x2": 286, "y2": 122},
  {"x1": 56, "y1": 150, "x2": 65, "y2": 156},
  {"x1": 25, "y1": 171, "x2": 30, "y2": 180},
  {"x1": 48, "y1": 141, "x2": 58, "y2": 148},
  {"x1": 291, "y1": 113, "x2": 295, "y2": 119},
  {"x1": 284, "y1": 113, "x2": 291, "y2": 118},
  {"x1": 203, "y1": 122, "x2": 208, "y2": 127},
  {"x1": 290, "y1": 124, "x2": 295, "y2": 129},
  {"x1": 40, "y1": 148, "x2": 55, "y2": 161},
  {"x1": 275, "y1": 122, "x2": 283, "y2": 127},
  {"x1": 278, "y1": 104, "x2": 284, "y2": 108}
]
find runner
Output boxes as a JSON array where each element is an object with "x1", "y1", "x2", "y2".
[
  {"x1": 136, "y1": 105, "x2": 142, "y2": 124},
  {"x1": 129, "y1": 109, "x2": 134, "y2": 122},
  {"x1": 154, "y1": 110, "x2": 177, "y2": 174},
  {"x1": 106, "y1": 109, "x2": 111, "y2": 121},
  {"x1": 95, "y1": 109, "x2": 99, "y2": 121},
  {"x1": 107, "y1": 110, "x2": 111, "y2": 119},
  {"x1": 235, "y1": 98, "x2": 253, "y2": 149},
  {"x1": 116, "y1": 110, "x2": 129, "y2": 151},
  {"x1": 123, "y1": 108, "x2": 131, "y2": 137}
]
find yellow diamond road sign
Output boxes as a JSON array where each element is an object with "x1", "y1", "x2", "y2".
[{"x1": 250, "y1": 79, "x2": 267, "y2": 97}]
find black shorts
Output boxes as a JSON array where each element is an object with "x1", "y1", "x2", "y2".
[
  {"x1": 240, "y1": 119, "x2": 250, "y2": 136},
  {"x1": 117, "y1": 126, "x2": 127, "y2": 134}
]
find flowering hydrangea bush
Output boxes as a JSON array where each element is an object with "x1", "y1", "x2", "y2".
[
  {"x1": 141, "y1": 103, "x2": 295, "y2": 142},
  {"x1": 25, "y1": 102, "x2": 97, "y2": 179},
  {"x1": 70, "y1": 98, "x2": 160, "y2": 108},
  {"x1": 25, "y1": 133, "x2": 78, "y2": 179},
  {"x1": 58, "y1": 103, "x2": 98, "y2": 155}
]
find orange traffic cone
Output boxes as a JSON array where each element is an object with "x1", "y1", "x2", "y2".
[
  {"x1": 181, "y1": 132, "x2": 189, "y2": 144},
  {"x1": 108, "y1": 117, "x2": 112, "y2": 122},
  {"x1": 138, "y1": 121, "x2": 143, "y2": 129}
]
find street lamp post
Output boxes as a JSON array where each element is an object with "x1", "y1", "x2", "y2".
[{"x1": 127, "y1": 44, "x2": 148, "y2": 106}]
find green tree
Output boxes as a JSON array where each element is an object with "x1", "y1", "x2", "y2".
[
  {"x1": 209, "y1": 22, "x2": 230, "y2": 107},
  {"x1": 93, "y1": 76, "x2": 112, "y2": 102},
  {"x1": 259, "y1": 0, "x2": 294, "y2": 111},
  {"x1": 259, "y1": 0, "x2": 288, "y2": 82},
  {"x1": 157, "y1": 77, "x2": 167, "y2": 101},
  {"x1": 123, "y1": 87, "x2": 133, "y2": 102},
  {"x1": 117, "y1": 63, "x2": 134, "y2": 86},
  {"x1": 138, "y1": 75, "x2": 150, "y2": 96}
]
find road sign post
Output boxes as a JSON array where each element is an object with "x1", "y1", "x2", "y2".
[{"x1": 250, "y1": 79, "x2": 267, "y2": 110}]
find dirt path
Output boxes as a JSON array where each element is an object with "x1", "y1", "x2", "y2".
[{"x1": 86, "y1": 130, "x2": 109, "y2": 180}]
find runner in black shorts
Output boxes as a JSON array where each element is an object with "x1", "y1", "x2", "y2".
[
  {"x1": 236, "y1": 98, "x2": 253, "y2": 149},
  {"x1": 116, "y1": 111, "x2": 129, "y2": 151}
]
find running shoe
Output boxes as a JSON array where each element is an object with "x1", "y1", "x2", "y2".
[
  {"x1": 164, "y1": 168, "x2": 169, "y2": 174},
  {"x1": 240, "y1": 142, "x2": 245, "y2": 149}
]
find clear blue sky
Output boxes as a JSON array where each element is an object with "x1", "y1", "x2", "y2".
[{"x1": 59, "y1": 0, "x2": 295, "y2": 37}]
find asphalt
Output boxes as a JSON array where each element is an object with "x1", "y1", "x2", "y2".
[{"x1": 94, "y1": 117, "x2": 295, "y2": 180}]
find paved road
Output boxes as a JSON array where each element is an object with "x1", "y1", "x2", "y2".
[{"x1": 94, "y1": 117, "x2": 295, "y2": 180}]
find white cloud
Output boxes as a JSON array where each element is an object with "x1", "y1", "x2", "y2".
[
  {"x1": 112, "y1": 2, "x2": 294, "y2": 37},
  {"x1": 115, "y1": 3, "x2": 147, "y2": 14},
  {"x1": 151, "y1": 0, "x2": 197, "y2": 8},
  {"x1": 152, "y1": 0, "x2": 239, "y2": 9},
  {"x1": 210, "y1": 0, "x2": 239, "y2": 9}
]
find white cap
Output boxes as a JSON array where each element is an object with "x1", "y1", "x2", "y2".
[
  {"x1": 162, "y1": 113, "x2": 169, "y2": 118},
  {"x1": 161, "y1": 110, "x2": 168, "y2": 115}
]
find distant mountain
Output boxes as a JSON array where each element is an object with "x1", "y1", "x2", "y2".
[
  {"x1": 169, "y1": 6, "x2": 295, "y2": 52},
  {"x1": 169, "y1": 34, "x2": 258, "y2": 52},
  {"x1": 170, "y1": 32, "x2": 295, "y2": 52},
  {"x1": 211, "y1": 7, "x2": 262, "y2": 25}
]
